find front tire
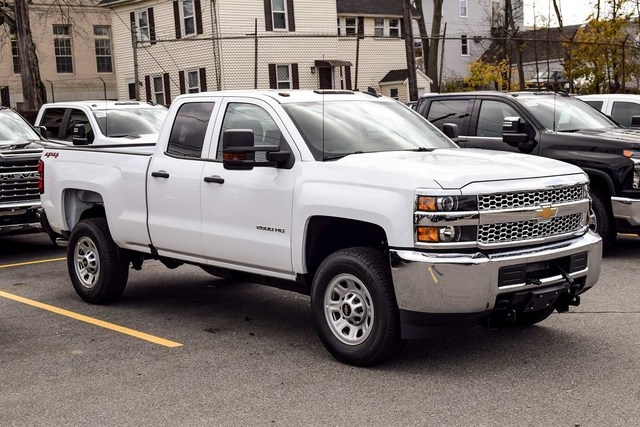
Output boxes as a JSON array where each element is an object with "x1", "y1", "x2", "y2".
[
  {"x1": 311, "y1": 247, "x2": 401, "y2": 366},
  {"x1": 589, "y1": 189, "x2": 616, "y2": 250},
  {"x1": 67, "y1": 218, "x2": 129, "y2": 304}
]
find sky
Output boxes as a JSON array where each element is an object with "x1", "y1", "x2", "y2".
[{"x1": 523, "y1": 0, "x2": 593, "y2": 27}]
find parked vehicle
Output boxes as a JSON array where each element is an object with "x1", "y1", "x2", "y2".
[
  {"x1": 39, "y1": 90, "x2": 601, "y2": 366},
  {"x1": 0, "y1": 107, "x2": 55, "y2": 238},
  {"x1": 578, "y1": 94, "x2": 640, "y2": 128},
  {"x1": 34, "y1": 101, "x2": 168, "y2": 146},
  {"x1": 416, "y1": 91, "x2": 640, "y2": 249}
]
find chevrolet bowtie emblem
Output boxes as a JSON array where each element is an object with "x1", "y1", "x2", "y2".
[{"x1": 534, "y1": 205, "x2": 558, "y2": 221}]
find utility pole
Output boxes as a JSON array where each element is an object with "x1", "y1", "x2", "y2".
[
  {"x1": 131, "y1": 21, "x2": 140, "y2": 100},
  {"x1": 402, "y1": 0, "x2": 418, "y2": 101}
]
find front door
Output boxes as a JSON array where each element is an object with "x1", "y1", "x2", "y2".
[
  {"x1": 319, "y1": 67, "x2": 333, "y2": 89},
  {"x1": 200, "y1": 98, "x2": 296, "y2": 276},
  {"x1": 465, "y1": 99, "x2": 521, "y2": 152}
]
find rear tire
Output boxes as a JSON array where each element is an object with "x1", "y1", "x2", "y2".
[
  {"x1": 311, "y1": 247, "x2": 401, "y2": 366},
  {"x1": 67, "y1": 218, "x2": 129, "y2": 304}
]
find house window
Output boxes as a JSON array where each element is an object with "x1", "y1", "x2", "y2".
[
  {"x1": 390, "y1": 88, "x2": 399, "y2": 100},
  {"x1": 461, "y1": 35, "x2": 469, "y2": 55},
  {"x1": 459, "y1": 0, "x2": 468, "y2": 17},
  {"x1": 53, "y1": 25, "x2": 73, "y2": 73},
  {"x1": 187, "y1": 70, "x2": 200, "y2": 93},
  {"x1": 338, "y1": 17, "x2": 357, "y2": 36},
  {"x1": 389, "y1": 19, "x2": 400, "y2": 38},
  {"x1": 374, "y1": 18, "x2": 384, "y2": 37},
  {"x1": 11, "y1": 39, "x2": 20, "y2": 74},
  {"x1": 276, "y1": 65, "x2": 291, "y2": 89},
  {"x1": 94, "y1": 26, "x2": 113, "y2": 73},
  {"x1": 136, "y1": 10, "x2": 150, "y2": 42},
  {"x1": 183, "y1": 0, "x2": 195, "y2": 36},
  {"x1": 272, "y1": 0, "x2": 287, "y2": 30},
  {"x1": 153, "y1": 76, "x2": 165, "y2": 105}
]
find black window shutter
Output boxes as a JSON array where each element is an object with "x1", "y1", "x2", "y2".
[
  {"x1": 286, "y1": 0, "x2": 295, "y2": 32},
  {"x1": 268, "y1": 64, "x2": 277, "y2": 89},
  {"x1": 291, "y1": 63, "x2": 299, "y2": 89},
  {"x1": 400, "y1": 18, "x2": 405, "y2": 39},
  {"x1": 195, "y1": 0, "x2": 203, "y2": 34},
  {"x1": 264, "y1": 0, "x2": 273, "y2": 31},
  {"x1": 357, "y1": 16, "x2": 364, "y2": 36},
  {"x1": 144, "y1": 75, "x2": 151, "y2": 102},
  {"x1": 199, "y1": 68, "x2": 207, "y2": 91},
  {"x1": 173, "y1": 1, "x2": 182, "y2": 39},
  {"x1": 179, "y1": 71, "x2": 186, "y2": 94},
  {"x1": 345, "y1": 66, "x2": 352, "y2": 90},
  {"x1": 163, "y1": 73, "x2": 171, "y2": 105},
  {"x1": 148, "y1": 8, "x2": 156, "y2": 44},
  {"x1": 130, "y1": 11, "x2": 135, "y2": 26}
]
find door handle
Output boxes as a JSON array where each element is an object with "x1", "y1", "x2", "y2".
[
  {"x1": 204, "y1": 175, "x2": 225, "y2": 184},
  {"x1": 151, "y1": 170, "x2": 170, "y2": 178}
]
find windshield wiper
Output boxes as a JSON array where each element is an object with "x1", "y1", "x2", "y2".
[
  {"x1": 405, "y1": 147, "x2": 435, "y2": 152},
  {"x1": 323, "y1": 151, "x2": 363, "y2": 161}
]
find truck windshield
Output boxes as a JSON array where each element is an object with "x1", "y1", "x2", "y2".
[
  {"x1": 516, "y1": 95, "x2": 617, "y2": 132},
  {"x1": 0, "y1": 111, "x2": 41, "y2": 145},
  {"x1": 93, "y1": 108, "x2": 168, "y2": 137},
  {"x1": 282, "y1": 100, "x2": 456, "y2": 160}
]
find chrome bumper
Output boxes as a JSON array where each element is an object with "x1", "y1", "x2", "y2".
[
  {"x1": 611, "y1": 197, "x2": 640, "y2": 227},
  {"x1": 389, "y1": 231, "x2": 602, "y2": 314}
]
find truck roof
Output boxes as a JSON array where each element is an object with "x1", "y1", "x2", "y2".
[
  {"x1": 173, "y1": 89, "x2": 394, "y2": 104},
  {"x1": 39, "y1": 100, "x2": 168, "y2": 111}
]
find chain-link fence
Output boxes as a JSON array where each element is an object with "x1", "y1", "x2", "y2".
[{"x1": 133, "y1": 32, "x2": 419, "y2": 104}]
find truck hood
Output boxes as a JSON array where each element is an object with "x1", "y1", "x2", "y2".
[
  {"x1": 336, "y1": 148, "x2": 583, "y2": 189},
  {"x1": 563, "y1": 127, "x2": 640, "y2": 147}
]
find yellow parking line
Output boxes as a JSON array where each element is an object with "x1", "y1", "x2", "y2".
[
  {"x1": 0, "y1": 290, "x2": 182, "y2": 348},
  {"x1": 0, "y1": 257, "x2": 67, "y2": 269}
]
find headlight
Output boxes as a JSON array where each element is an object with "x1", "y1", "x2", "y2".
[{"x1": 416, "y1": 195, "x2": 477, "y2": 212}]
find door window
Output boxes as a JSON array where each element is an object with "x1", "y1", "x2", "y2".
[
  {"x1": 40, "y1": 108, "x2": 66, "y2": 139},
  {"x1": 611, "y1": 101, "x2": 640, "y2": 127},
  {"x1": 476, "y1": 100, "x2": 518, "y2": 137},
  {"x1": 65, "y1": 109, "x2": 94, "y2": 144},
  {"x1": 426, "y1": 100, "x2": 471, "y2": 133},
  {"x1": 166, "y1": 102, "x2": 215, "y2": 158},
  {"x1": 216, "y1": 103, "x2": 282, "y2": 159}
]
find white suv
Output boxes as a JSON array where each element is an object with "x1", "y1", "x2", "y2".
[
  {"x1": 577, "y1": 94, "x2": 640, "y2": 127},
  {"x1": 34, "y1": 100, "x2": 168, "y2": 145}
]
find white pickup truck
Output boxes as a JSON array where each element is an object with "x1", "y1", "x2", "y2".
[{"x1": 39, "y1": 90, "x2": 602, "y2": 366}]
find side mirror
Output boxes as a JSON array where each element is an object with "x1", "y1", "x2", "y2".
[
  {"x1": 72, "y1": 123, "x2": 90, "y2": 145},
  {"x1": 631, "y1": 116, "x2": 640, "y2": 127},
  {"x1": 503, "y1": 116, "x2": 537, "y2": 153},
  {"x1": 442, "y1": 123, "x2": 459, "y2": 141},
  {"x1": 222, "y1": 129, "x2": 291, "y2": 170},
  {"x1": 34, "y1": 125, "x2": 48, "y2": 139},
  {"x1": 502, "y1": 116, "x2": 529, "y2": 147}
]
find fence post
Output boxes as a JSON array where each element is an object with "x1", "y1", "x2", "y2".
[
  {"x1": 355, "y1": 35, "x2": 361, "y2": 91},
  {"x1": 131, "y1": 22, "x2": 140, "y2": 101},
  {"x1": 254, "y1": 18, "x2": 258, "y2": 89},
  {"x1": 622, "y1": 35, "x2": 629, "y2": 93},
  {"x1": 45, "y1": 79, "x2": 54, "y2": 103},
  {"x1": 438, "y1": 23, "x2": 446, "y2": 92}
]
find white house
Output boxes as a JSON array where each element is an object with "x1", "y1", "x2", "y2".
[{"x1": 420, "y1": 0, "x2": 524, "y2": 86}]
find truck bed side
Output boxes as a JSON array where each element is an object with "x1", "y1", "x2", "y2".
[{"x1": 41, "y1": 145, "x2": 154, "y2": 253}]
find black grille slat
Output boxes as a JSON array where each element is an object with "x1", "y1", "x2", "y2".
[{"x1": 0, "y1": 159, "x2": 40, "y2": 205}]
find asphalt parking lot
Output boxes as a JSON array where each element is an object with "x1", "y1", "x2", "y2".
[{"x1": 2, "y1": 233, "x2": 640, "y2": 426}]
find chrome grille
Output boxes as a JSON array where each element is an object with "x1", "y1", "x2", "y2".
[
  {"x1": 0, "y1": 159, "x2": 40, "y2": 205},
  {"x1": 479, "y1": 213, "x2": 584, "y2": 244},
  {"x1": 478, "y1": 185, "x2": 586, "y2": 211}
]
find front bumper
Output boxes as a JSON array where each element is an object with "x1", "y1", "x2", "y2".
[
  {"x1": 611, "y1": 196, "x2": 640, "y2": 228},
  {"x1": 0, "y1": 206, "x2": 42, "y2": 236},
  {"x1": 389, "y1": 231, "x2": 601, "y2": 330}
]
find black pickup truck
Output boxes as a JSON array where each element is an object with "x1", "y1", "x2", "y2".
[
  {"x1": 0, "y1": 107, "x2": 52, "y2": 239},
  {"x1": 415, "y1": 91, "x2": 640, "y2": 249}
]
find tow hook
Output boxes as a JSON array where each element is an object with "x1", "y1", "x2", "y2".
[{"x1": 555, "y1": 294, "x2": 580, "y2": 313}]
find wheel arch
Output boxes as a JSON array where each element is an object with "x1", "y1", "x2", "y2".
[
  {"x1": 303, "y1": 216, "x2": 389, "y2": 281},
  {"x1": 63, "y1": 188, "x2": 106, "y2": 232},
  {"x1": 583, "y1": 168, "x2": 615, "y2": 197}
]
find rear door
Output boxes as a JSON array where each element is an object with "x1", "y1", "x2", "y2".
[
  {"x1": 147, "y1": 98, "x2": 219, "y2": 261},
  {"x1": 424, "y1": 98, "x2": 473, "y2": 146}
]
